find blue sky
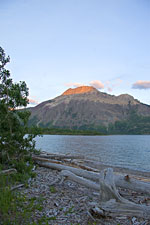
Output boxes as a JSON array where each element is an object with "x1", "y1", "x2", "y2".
[{"x1": 0, "y1": 0, "x2": 150, "y2": 106}]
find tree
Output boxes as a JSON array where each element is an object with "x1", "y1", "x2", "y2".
[{"x1": 0, "y1": 47, "x2": 37, "y2": 170}]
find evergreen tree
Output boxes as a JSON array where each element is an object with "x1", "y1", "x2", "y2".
[{"x1": 0, "y1": 47, "x2": 37, "y2": 170}]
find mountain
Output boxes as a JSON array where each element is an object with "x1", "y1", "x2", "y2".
[{"x1": 28, "y1": 86, "x2": 150, "y2": 130}]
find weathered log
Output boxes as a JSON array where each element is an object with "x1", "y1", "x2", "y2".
[
  {"x1": 34, "y1": 160, "x2": 98, "y2": 180},
  {"x1": 70, "y1": 161, "x2": 99, "y2": 172},
  {"x1": 34, "y1": 160, "x2": 150, "y2": 195},
  {"x1": 11, "y1": 184, "x2": 24, "y2": 191},
  {"x1": 99, "y1": 168, "x2": 129, "y2": 203},
  {"x1": 90, "y1": 168, "x2": 150, "y2": 219},
  {"x1": 60, "y1": 170, "x2": 99, "y2": 191},
  {"x1": 90, "y1": 201, "x2": 150, "y2": 218},
  {"x1": 35, "y1": 154, "x2": 86, "y2": 160},
  {"x1": 0, "y1": 168, "x2": 17, "y2": 175},
  {"x1": 33, "y1": 155, "x2": 98, "y2": 172},
  {"x1": 83, "y1": 159, "x2": 150, "y2": 178},
  {"x1": 60, "y1": 168, "x2": 150, "y2": 218},
  {"x1": 32, "y1": 156, "x2": 65, "y2": 165}
]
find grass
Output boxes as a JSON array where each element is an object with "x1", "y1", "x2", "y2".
[
  {"x1": 0, "y1": 167, "x2": 51, "y2": 225},
  {"x1": 49, "y1": 185, "x2": 57, "y2": 193}
]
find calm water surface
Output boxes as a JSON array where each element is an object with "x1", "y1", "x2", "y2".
[{"x1": 35, "y1": 135, "x2": 150, "y2": 172}]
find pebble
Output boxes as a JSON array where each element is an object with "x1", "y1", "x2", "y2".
[{"x1": 20, "y1": 166, "x2": 150, "y2": 225}]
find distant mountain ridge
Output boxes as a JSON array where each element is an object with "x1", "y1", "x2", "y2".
[{"x1": 28, "y1": 86, "x2": 150, "y2": 130}]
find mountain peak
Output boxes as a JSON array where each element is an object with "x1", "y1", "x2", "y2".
[{"x1": 62, "y1": 86, "x2": 97, "y2": 96}]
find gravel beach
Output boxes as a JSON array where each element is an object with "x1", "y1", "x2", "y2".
[{"x1": 21, "y1": 164, "x2": 150, "y2": 225}]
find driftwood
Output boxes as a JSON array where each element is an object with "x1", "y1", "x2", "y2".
[
  {"x1": 90, "y1": 168, "x2": 150, "y2": 219},
  {"x1": 32, "y1": 155, "x2": 98, "y2": 172},
  {"x1": 60, "y1": 170, "x2": 99, "y2": 191},
  {"x1": 11, "y1": 184, "x2": 24, "y2": 191},
  {"x1": 0, "y1": 168, "x2": 17, "y2": 175},
  {"x1": 34, "y1": 159, "x2": 150, "y2": 195},
  {"x1": 33, "y1": 155, "x2": 150, "y2": 218},
  {"x1": 70, "y1": 160, "x2": 99, "y2": 172},
  {"x1": 35, "y1": 154, "x2": 86, "y2": 160},
  {"x1": 32, "y1": 156, "x2": 66, "y2": 165},
  {"x1": 34, "y1": 159, "x2": 98, "y2": 179},
  {"x1": 61, "y1": 168, "x2": 150, "y2": 218}
]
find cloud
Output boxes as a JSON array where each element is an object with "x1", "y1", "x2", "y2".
[
  {"x1": 65, "y1": 78, "x2": 123, "y2": 92},
  {"x1": 89, "y1": 80, "x2": 104, "y2": 89},
  {"x1": 132, "y1": 80, "x2": 150, "y2": 89},
  {"x1": 107, "y1": 87, "x2": 113, "y2": 92},
  {"x1": 28, "y1": 98, "x2": 38, "y2": 105},
  {"x1": 105, "y1": 78, "x2": 123, "y2": 92},
  {"x1": 65, "y1": 80, "x2": 104, "y2": 90},
  {"x1": 65, "y1": 82, "x2": 84, "y2": 88}
]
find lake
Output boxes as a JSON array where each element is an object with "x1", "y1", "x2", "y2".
[{"x1": 35, "y1": 135, "x2": 150, "y2": 172}]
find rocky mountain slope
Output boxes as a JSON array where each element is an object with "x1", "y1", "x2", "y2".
[{"x1": 28, "y1": 86, "x2": 150, "y2": 129}]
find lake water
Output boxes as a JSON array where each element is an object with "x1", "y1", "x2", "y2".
[{"x1": 35, "y1": 135, "x2": 150, "y2": 172}]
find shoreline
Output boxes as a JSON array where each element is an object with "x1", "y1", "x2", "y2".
[
  {"x1": 83, "y1": 160, "x2": 150, "y2": 179},
  {"x1": 40, "y1": 151, "x2": 150, "y2": 178},
  {"x1": 20, "y1": 162, "x2": 150, "y2": 224}
]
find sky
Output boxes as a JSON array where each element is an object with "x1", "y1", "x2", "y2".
[{"x1": 0, "y1": 0, "x2": 150, "y2": 106}]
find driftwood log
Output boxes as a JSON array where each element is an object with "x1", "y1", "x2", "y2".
[
  {"x1": 0, "y1": 168, "x2": 17, "y2": 175},
  {"x1": 32, "y1": 155, "x2": 98, "y2": 172},
  {"x1": 90, "y1": 168, "x2": 150, "y2": 219},
  {"x1": 61, "y1": 168, "x2": 150, "y2": 219},
  {"x1": 36, "y1": 153, "x2": 86, "y2": 160},
  {"x1": 11, "y1": 184, "x2": 24, "y2": 191},
  {"x1": 60, "y1": 170, "x2": 99, "y2": 191},
  {"x1": 33, "y1": 155, "x2": 150, "y2": 219},
  {"x1": 34, "y1": 157, "x2": 150, "y2": 195},
  {"x1": 0, "y1": 169, "x2": 24, "y2": 191}
]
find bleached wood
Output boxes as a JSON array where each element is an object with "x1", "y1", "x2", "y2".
[
  {"x1": 60, "y1": 170, "x2": 99, "y2": 190},
  {"x1": 32, "y1": 156, "x2": 64, "y2": 164},
  {"x1": 99, "y1": 168, "x2": 129, "y2": 203},
  {"x1": 33, "y1": 156, "x2": 98, "y2": 172},
  {"x1": 0, "y1": 168, "x2": 17, "y2": 175},
  {"x1": 34, "y1": 160, "x2": 98, "y2": 180},
  {"x1": 70, "y1": 161, "x2": 99, "y2": 172},
  {"x1": 94, "y1": 168, "x2": 150, "y2": 219},
  {"x1": 34, "y1": 159, "x2": 150, "y2": 195},
  {"x1": 90, "y1": 201, "x2": 150, "y2": 218},
  {"x1": 60, "y1": 168, "x2": 150, "y2": 218},
  {"x1": 11, "y1": 184, "x2": 24, "y2": 191},
  {"x1": 35, "y1": 154, "x2": 86, "y2": 160}
]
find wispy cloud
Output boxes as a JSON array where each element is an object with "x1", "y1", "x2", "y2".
[
  {"x1": 65, "y1": 81, "x2": 104, "y2": 89},
  {"x1": 64, "y1": 79, "x2": 123, "y2": 91},
  {"x1": 89, "y1": 80, "x2": 104, "y2": 89},
  {"x1": 65, "y1": 82, "x2": 84, "y2": 88},
  {"x1": 107, "y1": 87, "x2": 113, "y2": 92},
  {"x1": 132, "y1": 80, "x2": 150, "y2": 89},
  {"x1": 105, "y1": 78, "x2": 123, "y2": 92},
  {"x1": 28, "y1": 98, "x2": 38, "y2": 105}
]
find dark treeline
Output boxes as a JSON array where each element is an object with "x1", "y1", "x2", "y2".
[
  {"x1": 108, "y1": 111, "x2": 150, "y2": 135},
  {"x1": 28, "y1": 127, "x2": 104, "y2": 135},
  {"x1": 28, "y1": 111, "x2": 150, "y2": 135}
]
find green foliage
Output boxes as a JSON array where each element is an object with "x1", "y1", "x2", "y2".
[
  {"x1": 64, "y1": 206, "x2": 75, "y2": 215},
  {"x1": 49, "y1": 185, "x2": 57, "y2": 193},
  {"x1": 0, "y1": 47, "x2": 42, "y2": 224},
  {"x1": 0, "y1": 47, "x2": 38, "y2": 169},
  {"x1": 29, "y1": 126, "x2": 105, "y2": 135},
  {"x1": 108, "y1": 110, "x2": 150, "y2": 134},
  {"x1": 29, "y1": 111, "x2": 150, "y2": 135},
  {"x1": 0, "y1": 173, "x2": 52, "y2": 225}
]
